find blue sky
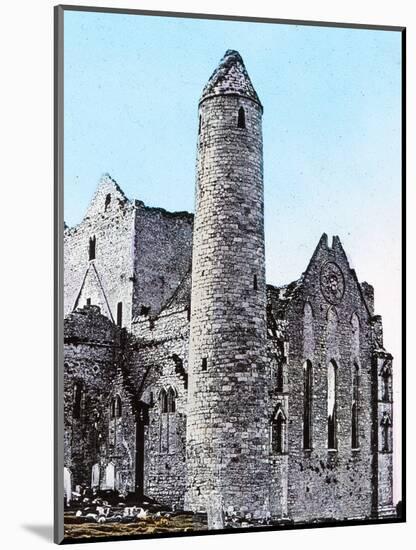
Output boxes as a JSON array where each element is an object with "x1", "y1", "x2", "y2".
[{"x1": 64, "y1": 11, "x2": 402, "y2": 411}]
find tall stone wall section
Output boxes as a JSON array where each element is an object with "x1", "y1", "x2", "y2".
[
  {"x1": 64, "y1": 306, "x2": 139, "y2": 495},
  {"x1": 132, "y1": 205, "x2": 193, "y2": 319},
  {"x1": 275, "y1": 235, "x2": 377, "y2": 521},
  {"x1": 186, "y1": 55, "x2": 270, "y2": 516},
  {"x1": 130, "y1": 300, "x2": 190, "y2": 509}
]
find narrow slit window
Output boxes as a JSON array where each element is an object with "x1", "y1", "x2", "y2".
[
  {"x1": 276, "y1": 362, "x2": 283, "y2": 393},
  {"x1": 89, "y1": 236, "x2": 96, "y2": 261},
  {"x1": 111, "y1": 395, "x2": 122, "y2": 418},
  {"x1": 382, "y1": 367, "x2": 391, "y2": 401},
  {"x1": 104, "y1": 193, "x2": 111, "y2": 211},
  {"x1": 328, "y1": 360, "x2": 337, "y2": 450},
  {"x1": 117, "y1": 302, "x2": 123, "y2": 327},
  {"x1": 272, "y1": 406, "x2": 286, "y2": 454},
  {"x1": 202, "y1": 358, "x2": 207, "y2": 371},
  {"x1": 238, "y1": 106, "x2": 246, "y2": 129},
  {"x1": 253, "y1": 274, "x2": 258, "y2": 290},
  {"x1": 86, "y1": 298, "x2": 91, "y2": 306},
  {"x1": 198, "y1": 115, "x2": 202, "y2": 135}
]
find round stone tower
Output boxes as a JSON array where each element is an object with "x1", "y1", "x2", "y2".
[{"x1": 186, "y1": 50, "x2": 270, "y2": 518}]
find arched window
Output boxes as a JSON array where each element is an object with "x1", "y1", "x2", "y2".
[
  {"x1": 159, "y1": 388, "x2": 168, "y2": 414},
  {"x1": 89, "y1": 236, "x2": 96, "y2": 261},
  {"x1": 111, "y1": 395, "x2": 122, "y2": 418},
  {"x1": 303, "y1": 360, "x2": 313, "y2": 450},
  {"x1": 167, "y1": 387, "x2": 176, "y2": 413},
  {"x1": 73, "y1": 382, "x2": 82, "y2": 419},
  {"x1": 237, "y1": 106, "x2": 246, "y2": 129},
  {"x1": 381, "y1": 412, "x2": 392, "y2": 452},
  {"x1": 271, "y1": 404, "x2": 286, "y2": 454},
  {"x1": 352, "y1": 363, "x2": 359, "y2": 449},
  {"x1": 328, "y1": 360, "x2": 337, "y2": 450}
]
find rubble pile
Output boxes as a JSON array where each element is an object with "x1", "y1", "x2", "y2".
[{"x1": 64, "y1": 488, "x2": 207, "y2": 539}]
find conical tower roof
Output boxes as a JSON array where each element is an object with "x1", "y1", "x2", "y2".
[{"x1": 200, "y1": 50, "x2": 262, "y2": 109}]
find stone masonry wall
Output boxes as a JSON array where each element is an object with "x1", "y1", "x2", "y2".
[
  {"x1": 132, "y1": 204, "x2": 193, "y2": 319},
  {"x1": 130, "y1": 303, "x2": 190, "y2": 508},
  {"x1": 64, "y1": 306, "x2": 120, "y2": 488},
  {"x1": 278, "y1": 235, "x2": 376, "y2": 522}
]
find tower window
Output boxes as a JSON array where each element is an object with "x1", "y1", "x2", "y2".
[
  {"x1": 237, "y1": 106, "x2": 246, "y2": 129},
  {"x1": 86, "y1": 298, "x2": 91, "y2": 306},
  {"x1": 89, "y1": 236, "x2": 96, "y2": 261},
  {"x1": 271, "y1": 405, "x2": 286, "y2": 454},
  {"x1": 104, "y1": 193, "x2": 111, "y2": 211},
  {"x1": 328, "y1": 360, "x2": 337, "y2": 450},
  {"x1": 198, "y1": 115, "x2": 202, "y2": 135},
  {"x1": 253, "y1": 274, "x2": 258, "y2": 290},
  {"x1": 303, "y1": 360, "x2": 313, "y2": 450},
  {"x1": 202, "y1": 358, "x2": 207, "y2": 371},
  {"x1": 352, "y1": 363, "x2": 359, "y2": 448},
  {"x1": 73, "y1": 382, "x2": 82, "y2": 419},
  {"x1": 117, "y1": 302, "x2": 123, "y2": 327}
]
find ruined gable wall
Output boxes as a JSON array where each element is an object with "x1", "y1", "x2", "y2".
[
  {"x1": 129, "y1": 306, "x2": 190, "y2": 508},
  {"x1": 132, "y1": 204, "x2": 193, "y2": 319},
  {"x1": 282, "y1": 236, "x2": 375, "y2": 522},
  {"x1": 64, "y1": 307, "x2": 120, "y2": 487},
  {"x1": 64, "y1": 306, "x2": 139, "y2": 493},
  {"x1": 64, "y1": 177, "x2": 136, "y2": 328}
]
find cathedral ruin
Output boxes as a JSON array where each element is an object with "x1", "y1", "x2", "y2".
[{"x1": 63, "y1": 50, "x2": 395, "y2": 524}]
